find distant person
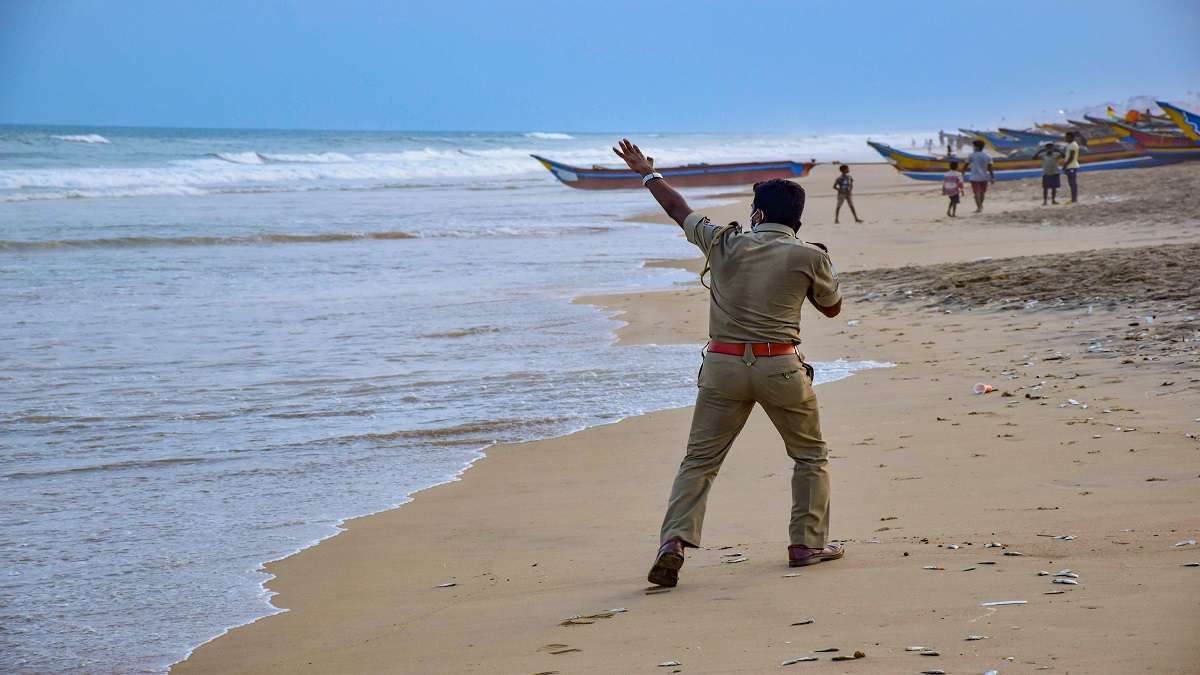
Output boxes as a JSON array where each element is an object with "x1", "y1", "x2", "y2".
[
  {"x1": 1063, "y1": 132, "x2": 1081, "y2": 203},
  {"x1": 942, "y1": 160, "x2": 964, "y2": 217},
  {"x1": 925, "y1": 138, "x2": 933, "y2": 152},
  {"x1": 1033, "y1": 142, "x2": 1064, "y2": 205},
  {"x1": 966, "y1": 139, "x2": 995, "y2": 212},
  {"x1": 833, "y1": 164, "x2": 863, "y2": 224},
  {"x1": 938, "y1": 130, "x2": 946, "y2": 146}
]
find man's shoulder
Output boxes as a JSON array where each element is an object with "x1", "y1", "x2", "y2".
[{"x1": 787, "y1": 239, "x2": 832, "y2": 261}]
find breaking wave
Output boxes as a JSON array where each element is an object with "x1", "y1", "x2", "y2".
[
  {"x1": 524, "y1": 132, "x2": 574, "y2": 140},
  {"x1": 0, "y1": 230, "x2": 416, "y2": 250},
  {"x1": 52, "y1": 134, "x2": 111, "y2": 144}
]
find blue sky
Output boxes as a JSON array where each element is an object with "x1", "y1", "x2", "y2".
[{"x1": 1, "y1": 0, "x2": 1197, "y2": 132}]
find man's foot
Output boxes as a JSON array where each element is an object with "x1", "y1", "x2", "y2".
[
  {"x1": 1052, "y1": 200, "x2": 1058, "y2": 205},
  {"x1": 788, "y1": 543, "x2": 844, "y2": 567},
  {"x1": 854, "y1": 219, "x2": 864, "y2": 224},
  {"x1": 834, "y1": 219, "x2": 839, "y2": 225},
  {"x1": 647, "y1": 538, "x2": 685, "y2": 587}
]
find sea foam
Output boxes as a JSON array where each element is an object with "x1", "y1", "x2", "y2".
[{"x1": 52, "y1": 133, "x2": 111, "y2": 144}]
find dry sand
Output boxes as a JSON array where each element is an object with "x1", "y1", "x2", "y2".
[{"x1": 175, "y1": 163, "x2": 1200, "y2": 674}]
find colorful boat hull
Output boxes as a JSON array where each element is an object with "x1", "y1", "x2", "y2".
[
  {"x1": 1143, "y1": 101, "x2": 1200, "y2": 161},
  {"x1": 531, "y1": 155, "x2": 814, "y2": 189},
  {"x1": 867, "y1": 141, "x2": 1157, "y2": 181},
  {"x1": 1157, "y1": 100, "x2": 1200, "y2": 141}
]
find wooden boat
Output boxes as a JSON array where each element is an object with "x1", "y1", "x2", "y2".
[
  {"x1": 866, "y1": 141, "x2": 1157, "y2": 181},
  {"x1": 958, "y1": 128, "x2": 1026, "y2": 152},
  {"x1": 1158, "y1": 101, "x2": 1200, "y2": 141},
  {"x1": 1090, "y1": 118, "x2": 1192, "y2": 147},
  {"x1": 531, "y1": 155, "x2": 814, "y2": 189},
  {"x1": 1141, "y1": 101, "x2": 1200, "y2": 161},
  {"x1": 997, "y1": 127, "x2": 1062, "y2": 146}
]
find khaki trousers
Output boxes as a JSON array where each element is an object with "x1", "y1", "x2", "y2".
[{"x1": 659, "y1": 349, "x2": 829, "y2": 549}]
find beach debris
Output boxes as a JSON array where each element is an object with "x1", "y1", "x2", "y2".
[
  {"x1": 1045, "y1": 590, "x2": 1066, "y2": 595},
  {"x1": 539, "y1": 643, "x2": 570, "y2": 652},
  {"x1": 830, "y1": 651, "x2": 865, "y2": 662},
  {"x1": 919, "y1": 650, "x2": 940, "y2": 656},
  {"x1": 1052, "y1": 578, "x2": 1078, "y2": 585},
  {"x1": 984, "y1": 542, "x2": 1003, "y2": 549},
  {"x1": 978, "y1": 561, "x2": 997, "y2": 565},
  {"x1": 973, "y1": 383, "x2": 994, "y2": 395},
  {"x1": 657, "y1": 661, "x2": 681, "y2": 667},
  {"x1": 1054, "y1": 570, "x2": 1079, "y2": 578},
  {"x1": 559, "y1": 618, "x2": 595, "y2": 626},
  {"x1": 782, "y1": 572, "x2": 802, "y2": 577},
  {"x1": 985, "y1": 671, "x2": 999, "y2": 675},
  {"x1": 1174, "y1": 539, "x2": 1197, "y2": 547},
  {"x1": 814, "y1": 647, "x2": 839, "y2": 653},
  {"x1": 1182, "y1": 562, "x2": 1199, "y2": 567},
  {"x1": 923, "y1": 565, "x2": 945, "y2": 571},
  {"x1": 966, "y1": 635, "x2": 988, "y2": 641},
  {"x1": 1037, "y1": 570, "x2": 1049, "y2": 576},
  {"x1": 722, "y1": 555, "x2": 748, "y2": 564},
  {"x1": 846, "y1": 320, "x2": 861, "y2": 327},
  {"x1": 549, "y1": 648, "x2": 581, "y2": 655},
  {"x1": 946, "y1": 544, "x2": 960, "y2": 550},
  {"x1": 981, "y1": 600, "x2": 1026, "y2": 607},
  {"x1": 921, "y1": 670, "x2": 946, "y2": 675},
  {"x1": 780, "y1": 656, "x2": 819, "y2": 665},
  {"x1": 905, "y1": 646, "x2": 925, "y2": 651},
  {"x1": 645, "y1": 587, "x2": 672, "y2": 595},
  {"x1": 790, "y1": 618, "x2": 815, "y2": 626},
  {"x1": 1003, "y1": 551, "x2": 1024, "y2": 557},
  {"x1": 436, "y1": 582, "x2": 457, "y2": 588},
  {"x1": 961, "y1": 567, "x2": 977, "y2": 572},
  {"x1": 1067, "y1": 398, "x2": 1081, "y2": 406}
]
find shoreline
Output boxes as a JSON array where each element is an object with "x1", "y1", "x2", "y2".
[{"x1": 175, "y1": 163, "x2": 1199, "y2": 674}]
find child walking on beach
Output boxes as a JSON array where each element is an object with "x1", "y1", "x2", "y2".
[
  {"x1": 942, "y1": 160, "x2": 964, "y2": 217},
  {"x1": 833, "y1": 164, "x2": 863, "y2": 224}
]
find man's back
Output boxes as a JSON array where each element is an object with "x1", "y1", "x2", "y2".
[
  {"x1": 682, "y1": 213, "x2": 841, "y2": 345},
  {"x1": 968, "y1": 151, "x2": 992, "y2": 181}
]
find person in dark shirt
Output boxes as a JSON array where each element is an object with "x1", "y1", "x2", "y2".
[{"x1": 832, "y1": 164, "x2": 863, "y2": 224}]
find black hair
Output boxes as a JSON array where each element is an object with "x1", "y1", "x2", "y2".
[
  {"x1": 948, "y1": 160, "x2": 959, "y2": 169},
  {"x1": 839, "y1": 164, "x2": 850, "y2": 173},
  {"x1": 752, "y1": 179, "x2": 806, "y2": 231},
  {"x1": 972, "y1": 139, "x2": 985, "y2": 150},
  {"x1": 1065, "y1": 131, "x2": 1076, "y2": 141}
]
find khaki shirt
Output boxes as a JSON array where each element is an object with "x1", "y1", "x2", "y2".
[{"x1": 683, "y1": 212, "x2": 841, "y2": 345}]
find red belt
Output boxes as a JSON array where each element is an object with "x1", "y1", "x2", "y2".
[{"x1": 707, "y1": 340, "x2": 797, "y2": 357}]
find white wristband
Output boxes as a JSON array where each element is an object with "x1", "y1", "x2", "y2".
[{"x1": 642, "y1": 172, "x2": 664, "y2": 186}]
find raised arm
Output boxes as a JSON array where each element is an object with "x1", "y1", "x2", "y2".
[{"x1": 613, "y1": 139, "x2": 691, "y2": 226}]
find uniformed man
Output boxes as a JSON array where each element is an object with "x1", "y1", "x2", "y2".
[{"x1": 611, "y1": 139, "x2": 844, "y2": 588}]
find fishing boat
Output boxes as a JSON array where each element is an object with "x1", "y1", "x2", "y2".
[
  {"x1": 1090, "y1": 118, "x2": 1192, "y2": 147},
  {"x1": 866, "y1": 141, "x2": 1156, "y2": 181},
  {"x1": 958, "y1": 128, "x2": 1026, "y2": 152},
  {"x1": 1141, "y1": 101, "x2": 1200, "y2": 161},
  {"x1": 996, "y1": 127, "x2": 1063, "y2": 146},
  {"x1": 531, "y1": 155, "x2": 815, "y2": 190}
]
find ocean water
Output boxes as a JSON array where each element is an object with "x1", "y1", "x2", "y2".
[{"x1": 0, "y1": 126, "x2": 894, "y2": 673}]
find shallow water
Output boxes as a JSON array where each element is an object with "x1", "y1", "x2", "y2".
[{"x1": 0, "y1": 126, "x2": 891, "y2": 672}]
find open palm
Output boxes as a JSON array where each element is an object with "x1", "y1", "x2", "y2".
[{"x1": 612, "y1": 138, "x2": 655, "y2": 175}]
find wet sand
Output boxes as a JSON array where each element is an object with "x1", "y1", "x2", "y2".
[{"x1": 175, "y1": 163, "x2": 1200, "y2": 674}]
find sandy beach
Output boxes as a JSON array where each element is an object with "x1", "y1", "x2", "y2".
[{"x1": 175, "y1": 163, "x2": 1200, "y2": 674}]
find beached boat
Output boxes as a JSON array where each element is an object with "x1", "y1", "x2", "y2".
[
  {"x1": 1091, "y1": 118, "x2": 1192, "y2": 147},
  {"x1": 866, "y1": 141, "x2": 1156, "y2": 181},
  {"x1": 997, "y1": 127, "x2": 1063, "y2": 146},
  {"x1": 531, "y1": 155, "x2": 814, "y2": 190},
  {"x1": 958, "y1": 128, "x2": 1026, "y2": 152},
  {"x1": 1141, "y1": 101, "x2": 1200, "y2": 161}
]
